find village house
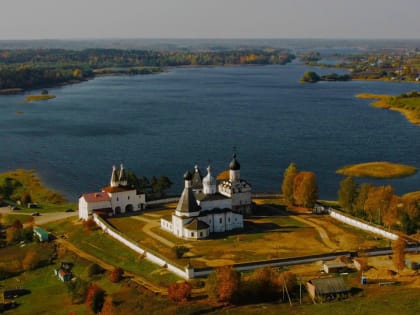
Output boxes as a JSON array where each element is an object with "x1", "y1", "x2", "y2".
[
  {"x1": 160, "y1": 153, "x2": 251, "y2": 239},
  {"x1": 78, "y1": 164, "x2": 146, "y2": 220},
  {"x1": 306, "y1": 277, "x2": 349, "y2": 303},
  {"x1": 33, "y1": 227, "x2": 49, "y2": 242}
]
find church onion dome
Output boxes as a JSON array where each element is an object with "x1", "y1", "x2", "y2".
[
  {"x1": 119, "y1": 164, "x2": 127, "y2": 183},
  {"x1": 203, "y1": 166, "x2": 216, "y2": 186},
  {"x1": 229, "y1": 153, "x2": 241, "y2": 170},
  {"x1": 184, "y1": 170, "x2": 193, "y2": 181}
]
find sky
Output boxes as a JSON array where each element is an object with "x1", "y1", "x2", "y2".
[{"x1": 0, "y1": 0, "x2": 419, "y2": 40}]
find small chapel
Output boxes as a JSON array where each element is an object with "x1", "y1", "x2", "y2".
[
  {"x1": 160, "y1": 153, "x2": 252, "y2": 239},
  {"x1": 78, "y1": 164, "x2": 146, "y2": 220}
]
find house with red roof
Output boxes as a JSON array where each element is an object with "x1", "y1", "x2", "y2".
[{"x1": 78, "y1": 164, "x2": 146, "y2": 220}]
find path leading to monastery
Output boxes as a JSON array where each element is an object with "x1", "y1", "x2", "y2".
[
  {"x1": 292, "y1": 215, "x2": 338, "y2": 250},
  {"x1": 131, "y1": 215, "x2": 176, "y2": 248},
  {"x1": 262, "y1": 205, "x2": 338, "y2": 250}
]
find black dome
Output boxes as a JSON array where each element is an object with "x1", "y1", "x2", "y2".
[
  {"x1": 229, "y1": 154, "x2": 240, "y2": 170},
  {"x1": 184, "y1": 170, "x2": 193, "y2": 180}
]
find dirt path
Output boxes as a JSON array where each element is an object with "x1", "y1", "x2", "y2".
[
  {"x1": 131, "y1": 216, "x2": 175, "y2": 248},
  {"x1": 291, "y1": 215, "x2": 338, "y2": 250},
  {"x1": 262, "y1": 205, "x2": 338, "y2": 250},
  {"x1": 55, "y1": 238, "x2": 167, "y2": 295}
]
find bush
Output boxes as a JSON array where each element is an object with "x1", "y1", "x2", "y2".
[
  {"x1": 168, "y1": 281, "x2": 192, "y2": 302},
  {"x1": 173, "y1": 245, "x2": 189, "y2": 259},
  {"x1": 109, "y1": 266, "x2": 124, "y2": 283},
  {"x1": 83, "y1": 218, "x2": 98, "y2": 231},
  {"x1": 87, "y1": 263, "x2": 103, "y2": 277},
  {"x1": 86, "y1": 283, "x2": 105, "y2": 314},
  {"x1": 67, "y1": 278, "x2": 89, "y2": 304},
  {"x1": 22, "y1": 249, "x2": 43, "y2": 271}
]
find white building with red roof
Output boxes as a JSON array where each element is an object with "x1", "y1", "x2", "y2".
[{"x1": 78, "y1": 164, "x2": 146, "y2": 220}]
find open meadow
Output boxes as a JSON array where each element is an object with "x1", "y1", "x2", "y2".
[{"x1": 106, "y1": 201, "x2": 390, "y2": 268}]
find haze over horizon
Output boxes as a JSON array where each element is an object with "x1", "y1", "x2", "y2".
[{"x1": 1, "y1": 0, "x2": 419, "y2": 40}]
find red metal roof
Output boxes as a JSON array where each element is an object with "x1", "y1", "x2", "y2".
[
  {"x1": 102, "y1": 186, "x2": 134, "y2": 193},
  {"x1": 82, "y1": 192, "x2": 111, "y2": 203}
]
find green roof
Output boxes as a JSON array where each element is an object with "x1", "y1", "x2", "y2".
[{"x1": 33, "y1": 227, "x2": 49, "y2": 241}]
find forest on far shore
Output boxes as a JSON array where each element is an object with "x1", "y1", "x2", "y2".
[{"x1": 0, "y1": 48, "x2": 295, "y2": 91}]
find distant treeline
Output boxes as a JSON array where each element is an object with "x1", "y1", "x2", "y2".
[
  {"x1": 0, "y1": 48, "x2": 295, "y2": 90},
  {"x1": 300, "y1": 71, "x2": 351, "y2": 83}
]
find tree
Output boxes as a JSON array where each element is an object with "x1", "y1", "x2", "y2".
[
  {"x1": 87, "y1": 263, "x2": 103, "y2": 277},
  {"x1": 281, "y1": 162, "x2": 297, "y2": 205},
  {"x1": 168, "y1": 281, "x2": 192, "y2": 302},
  {"x1": 392, "y1": 238, "x2": 406, "y2": 273},
  {"x1": 67, "y1": 278, "x2": 88, "y2": 304},
  {"x1": 173, "y1": 245, "x2": 189, "y2": 259},
  {"x1": 293, "y1": 171, "x2": 318, "y2": 208},
  {"x1": 101, "y1": 296, "x2": 116, "y2": 315},
  {"x1": 248, "y1": 267, "x2": 280, "y2": 302},
  {"x1": 22, "y1": 249, "x2": 42, "y2": 271},
  {"x1": 353, "y1": 183, "x2": 372, "y2": 218},
  {"x1": 152, "y1": 176, "x2": 173, "y2": 197},
  {"x1": 86, "y1": 284, "x2": 105, "y2": 314},
  {"x1": 338, "y1": 176, "x2": 357, "y2": 213},
  {"x1": 20, "y1": 191, "x2": 32, "y2": 206},
  {"x1": 207, "y1": 266, "x2": 240, "y2": 304},
  {"x1": 300, "y1": 71, "x2": 321, "y2": 83},
  {"x1": 109, "y1": 266, "x2": 124, "y2": 283},
  {"x1": 364, "y1": 185, "x2": 394, "y2": 224}
]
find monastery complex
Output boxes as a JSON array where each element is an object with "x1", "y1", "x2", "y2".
[{"x1": 78, "y1": 153, "x2": 252, "y2": 240}]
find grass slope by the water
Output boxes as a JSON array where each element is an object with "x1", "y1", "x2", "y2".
[
  {"x1": 0, "y1": 169, "x2": 74, "y2": 212},
  {"x1": 25, "y1": 94, "x2": 56, "y2": 102},
  {"x1": 337, "y1": 161, "x2": 417, "y2": 179},
  {"x1": 356, "y1": 92, "x2": 420, "y2": 126}
]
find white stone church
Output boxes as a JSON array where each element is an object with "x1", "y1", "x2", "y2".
[
  {"x1": 160, "y1": 154, "x2": 252, "y2": 240},
  {"x1": 78, "y1": 164, "x2": 146, "y2": 220}
]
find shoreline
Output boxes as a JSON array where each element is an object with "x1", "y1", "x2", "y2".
[
  {"x1": 0, "y1": 62, "x2": 295, "y2": 95},
  {"x1": 356, "y1": 93, "x2": 420, "y2": 127}
]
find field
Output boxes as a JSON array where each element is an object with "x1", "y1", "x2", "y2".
[
  {"x1": 336, "y1": 161, "x2": 417, "y2": 179},
  {"x1": 106, "y1": 202, "x2": 389, "y2": 268},
  {"x1": 45, "y1": 218, "x2": 180, "y2": 286},
  {"x1": 0, "y1": 169, "x2": 76, "y2": 213}
]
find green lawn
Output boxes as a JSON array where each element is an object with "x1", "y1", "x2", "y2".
[
  {"x1": 210, "y1": 286, "x2": 420, "y2": 315},
  {"x1": 45, "y1": 219, "x2": 180, "y2": 286}
]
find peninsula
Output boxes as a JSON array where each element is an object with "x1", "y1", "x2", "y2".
[{"x1": 357, "y1": 91, "x2": 420, "y2": 126}]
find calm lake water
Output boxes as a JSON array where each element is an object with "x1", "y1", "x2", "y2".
[{"x1": 0, "y1": 63, "x2": 419, "y2": 201}]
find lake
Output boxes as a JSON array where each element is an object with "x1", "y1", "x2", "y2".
[{"x1": 0, "y1": 63, "x2": 419, "y2": 201}]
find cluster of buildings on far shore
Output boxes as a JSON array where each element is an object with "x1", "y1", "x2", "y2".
[{"x1": 78, "y1": 153, "x2": 252, "y2": 240}]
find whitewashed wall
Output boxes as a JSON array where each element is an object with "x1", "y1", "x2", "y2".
[
  {"x1": 92, "y1": 214, "x2": 188, "y2": 279},
  {"x1": 329, "y1": 209, "x2": 399, "y2": 240}
]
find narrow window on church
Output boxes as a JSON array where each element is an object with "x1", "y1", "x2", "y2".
[
  {"x1": 200, "y1": 232, "x2": 203, "y2": 237},
  {"x1": 191, "y1": 232, "x2": 194, "y2": 237},
  {"x1": 128, "y1": 196, "x2": 130, "y2": 200},
  {"x1": 228, "y1": 218, "x2": 230, "y2": 222},
  {"x1": 219, "y1": 218, "x2": 222, "y2": 224},
  {"x1": 116, "y1": 197, "x2": 119, "y2": 201}
]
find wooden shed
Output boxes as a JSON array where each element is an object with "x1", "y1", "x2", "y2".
[
  {"x1": 323, "y1": 261, "x2": 347, "y2": 274},
  {"x1": 306, "y1": 277, "x2": 349, "y2": 303}
]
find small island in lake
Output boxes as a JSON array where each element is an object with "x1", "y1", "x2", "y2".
[
  {"x1": 25, "y1": 89, "x2": 56, "y2": 102},
  {"x1": 337, "y1": 161, "x2": 417, "y2": 179},
  {"x1": 357, "y1": 91, "x2": 420, "y2": 126},
  {"x1": 300, "y1": 71, "x2": 351, "y2": 83}
]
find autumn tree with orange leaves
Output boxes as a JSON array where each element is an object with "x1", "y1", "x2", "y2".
[
  {"x1": 85, "y1": 284, "x2": 105, "y2": 314},
  {"x1": 392, "y1": 238, "x2": 406, "y2": 273},
  {"x1": 168, "y1": 281, "x2": 192, "y2": 303},
  {"x1": 207, "y1": 265, "x2": 240, "y2": 304},
  {"x1": 293, "y1": 171, "x2": 318, "y2": 208}
]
